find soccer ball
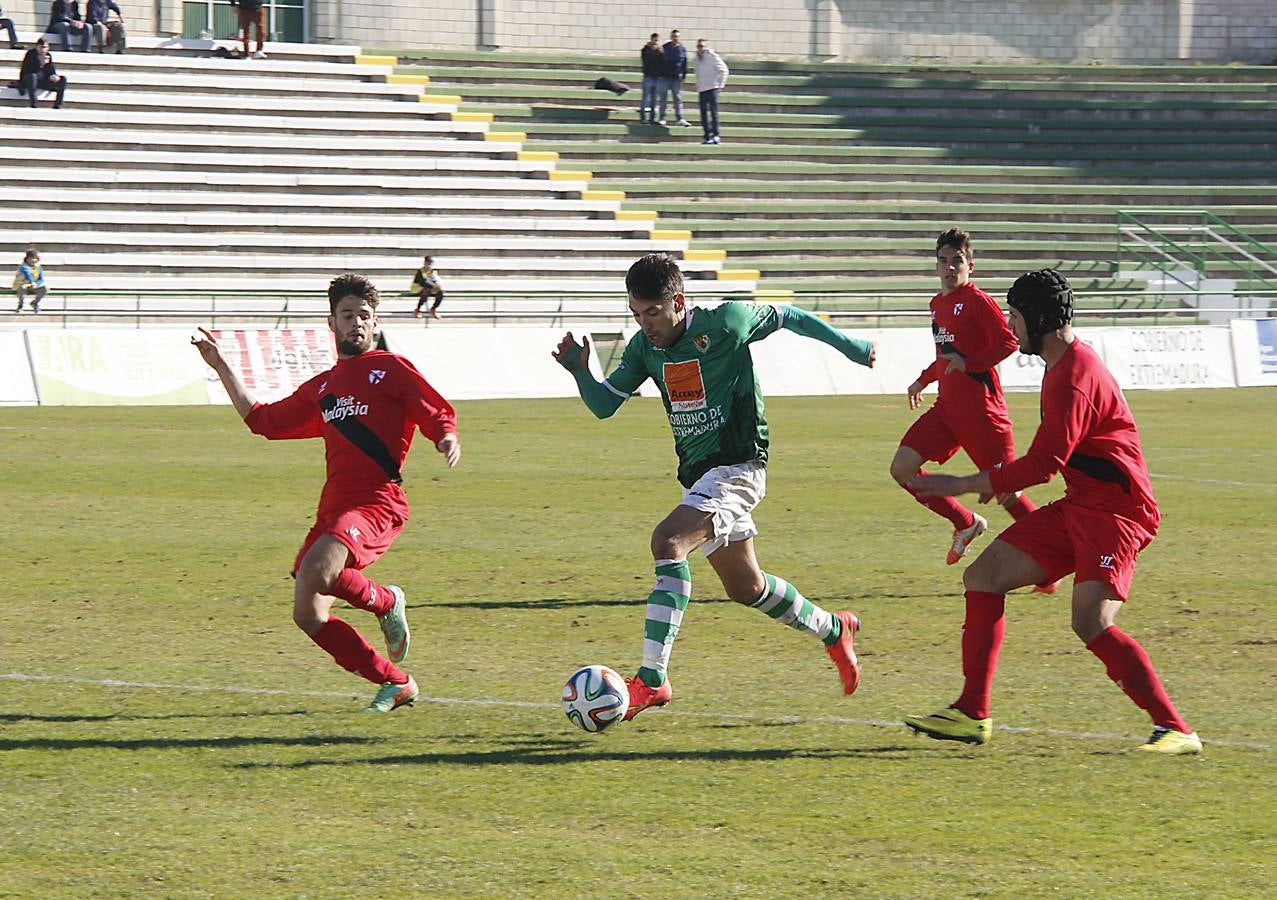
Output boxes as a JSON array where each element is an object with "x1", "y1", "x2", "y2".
[{"x1": 562, "y1": 664, "x2": 630, "y2": 733}]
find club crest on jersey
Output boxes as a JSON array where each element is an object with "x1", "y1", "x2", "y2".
[
  {"x1": 347, "y1": 526, "x2": 362, "y2": 542},
  {"x1": 953, "y1": 303, "x2": 964, "y2": 315},
  {"x1": 317, "y1": 380, "x2": 328, "y2": 394},
  {"x1": 693, "y1": 334, "x2": 711, "y2": 353},
  {"x1": 663, "y1": 359, "x2": 707, "y2": 412},
  {"x1": 369, "y1": 369, "x2": 386, "y2": 384}
]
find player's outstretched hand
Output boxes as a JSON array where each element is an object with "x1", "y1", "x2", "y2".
[
  {"x1": 908, "y1": 472, "x2": 967, "y2": 499},
  {"x1": 552, "y1": 332, "x2": 591, "y2": 372},
  {"x1": 190, "y1": 327, "x2": 225, "y2": 369},
  {"x1": 866, "y1": 340, "x2": 878, "y2": 369},
  {"x1": 436, "y1": 432, "x2": 461, "y2": 468},
  {"x1": 907, "y1": 379, "x2": 924, "y2": 410}
]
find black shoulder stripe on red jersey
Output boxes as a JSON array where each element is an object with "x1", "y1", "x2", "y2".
[{"x1": 319, "y1": 393, "x2": 403, "y2": 485}]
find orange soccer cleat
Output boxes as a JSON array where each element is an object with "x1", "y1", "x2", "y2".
[
  {"x1": 825, "y1": 611, "x2": 862, "y2": 696},
  {"x1": 622, "y1": 676, "x2": 673, "y2": 721}
]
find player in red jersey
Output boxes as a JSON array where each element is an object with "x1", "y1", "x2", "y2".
[
  {"x1": 891, "y1": 228, "x2": 1044, "y2": 571},
  {"x1": 902, "y1": 269, "x2": 1200, "y2": 754},
  {"x1": 192, "y1": 273, "x2": 460, "y2": 713}
]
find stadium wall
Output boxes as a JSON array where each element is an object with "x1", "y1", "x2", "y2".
[
  {"x1": 0, "y1": 1, "x2": 1271, "y2": 63},
  {"x1": 0, "y1": 322, "x2": 1269, "y2": 407},
  {"x1": 305, "y1": 0, "x2": 1276, "y2": 64}
]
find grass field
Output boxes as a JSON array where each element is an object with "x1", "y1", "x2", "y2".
[{"x1": 0, "y1": 389, "x2": 1274, "y2": 897}]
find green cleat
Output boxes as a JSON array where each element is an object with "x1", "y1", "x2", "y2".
[
  {"x1": 1136, "y1": 727, "x2": 1202, "y2": 755},
  {"x1": 904, "y1": 707, "x2": 992, "y2": 745},
  {"x1": 363, "y1": 676, "x2": 419, "y2": 713},
  {"x1": 378, "y1": 585, "x2": 410, "y2": 664}
]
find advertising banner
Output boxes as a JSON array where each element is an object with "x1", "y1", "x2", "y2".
[
  {"x1": 0, "y1": 331, "x2": 37, "y2": 405},
  {"x1": 26, "y1": 329, "x2": 209, "y2": 405},
  {"x1": 1101, "y1": 325, "x2": 1234, "y2": 390},
  {"x1": 204, "y1": 328, "x2": 335, "y2": 404},
  {"x1": 1231, "y1": 319, "x2": 1277, "y2": 387},
  {"x1": 382, "y1": 326, "x2": 584, "y2": 400}
]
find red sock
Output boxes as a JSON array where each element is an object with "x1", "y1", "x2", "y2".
[
  {"x1": 1002, "y1": 492, "x2": 1037, "y2": 521},
  {"x1": 1087, "y1": 626, "x2": 1191, "y2": 733},
  {"x1": 310, "y1": 617, "x2": 406, "y2": 685},
  {"x1": 954, "y1": 591, "x2": 1006, "y2": 720},
  {"x1": 904, "y1": 469, "x2": 975, "y2": 529},
  {"x1": 332, "y1": 569, "x2": 394, "y2": 616}
]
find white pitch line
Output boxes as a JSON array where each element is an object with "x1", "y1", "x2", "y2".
[
  {"x1": 3, "y1": 671, "x2": 1270, "y2": 752},
  {"x1": 1148, "y1": 472, "x2": 1277, "y2": 488}
]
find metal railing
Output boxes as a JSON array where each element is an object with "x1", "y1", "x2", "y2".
[{"x1": 1116, "y1": 208, "x2": 1277, "y2": 294}]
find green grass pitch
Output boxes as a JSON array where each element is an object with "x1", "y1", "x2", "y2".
[{"x1": 0, "y1": 390, "x2": 1274, "y2": 896}]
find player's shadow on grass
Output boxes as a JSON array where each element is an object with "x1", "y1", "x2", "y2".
[
  {"x1": 234, "y1": 740, "x2": 927, "y2": 770},
  {"x1": 0, "y1": 734, "x2": 379, "y2": 752}
]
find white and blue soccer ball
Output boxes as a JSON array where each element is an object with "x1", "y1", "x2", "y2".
[{"x1": 562, "y1": 664, "x2": 629, "y2": 733}]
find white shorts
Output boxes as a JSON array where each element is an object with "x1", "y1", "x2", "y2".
[{"x1": 680, "y1": 461, "x2": 767, "y2": 556}]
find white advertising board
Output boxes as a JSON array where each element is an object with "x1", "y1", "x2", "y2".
[
  {"x1": 203, "y1": 327, "x2": 336, "y2": 405},
  {"x1": 382, "y1": 326, "x2": 585, "y2": 400},
  {"x1": 26, "y1": 329, "x2": 209, "y2": 405},
  {"x1": 1230, "y1": 319, "x2": 1277, "y2": 387},
  {"x1": 0, "y1": 332, "x2": 37, "y2": 405}
]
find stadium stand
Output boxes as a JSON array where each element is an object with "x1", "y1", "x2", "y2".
[
  {"x1": 0, "y1": 41, "x2": 757, "y2": 319},
  {"x1": 386, "y1": 48, "x2": 1277, "y2": 314}
]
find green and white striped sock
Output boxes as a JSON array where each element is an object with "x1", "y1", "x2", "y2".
[
  {"x1": 636, "y1": 558, "x2": 691, "y2": 688},
  {"x1": 752, "y1": 572, "x2": 841, "y2": 646}
]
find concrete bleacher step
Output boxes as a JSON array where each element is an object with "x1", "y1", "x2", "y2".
[
  {"x1": 0, "y1": 105, "x2": 490, "y2": 137},
  {"x1": 0, "y1": 230, "x2": 692, "y2": 258},
  {"x1": 5, "y1": 34, "x2": 361, "y2": 64},
  {"x1": 0, "y1": 185, "x2": 623, "y2": 216},
  {"x1": 0, "y1": 86, "x2": 457, "y2": 117},
  {"x1": 0, "y1": 145, "x2": 553, "y2": 176}
]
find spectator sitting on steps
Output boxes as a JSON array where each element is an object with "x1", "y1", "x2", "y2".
[
  {"x1": 410, "y1": 256, "x2": 445, "y2": 319},
  {"x1": 85, "y1": 0, "x2": 125, "y2": 53},
  {"x1": 18, "y1": 39, "x2": 67, "y2": 109},
  {"x1": 47, "y1": 0, "x2": 91, "y2": 52},
  {"x1": 13, "y1": 248, "x2": 47, "y2": 313}
]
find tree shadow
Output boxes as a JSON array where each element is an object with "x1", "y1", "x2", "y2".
[
  {"x1": 0, "y1": 734, "x2": 378, "y2": 752},
  {"x1": 233, "y1": 738, "x2": 939, "y2": 770},
  {"x1": 0, "y1": 709, "x2": 310, "y2": 724}
]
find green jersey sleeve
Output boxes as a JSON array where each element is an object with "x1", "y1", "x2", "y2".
[
  {"x1": 603, "y1": 332, "x2": 651, "y2": 397},
  {"x1": 719, "y1": 300, "x2": 783, "y2": 346}
]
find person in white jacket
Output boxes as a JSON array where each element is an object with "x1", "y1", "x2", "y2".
[{"x1": 694, "y1": 38, "x2": 729, "y2": 145}]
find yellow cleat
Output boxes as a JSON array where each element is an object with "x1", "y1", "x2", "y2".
[
  {"x1": 904, "y1": 707, "x2": 992, "y2": 745},
  {"x1": 1136, "y1": 728, "x2": 1202, "y2": 755}
]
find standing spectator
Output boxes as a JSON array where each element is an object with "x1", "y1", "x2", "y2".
[
  {"x1": 18, "y1": 40, "x2": 67, "y2": 110},
  {"x1": 0, "y1": 3, "x2": 19, "y2": 49},
  {"x1": 657, "y1": 28, "x2": 689, "y2": 127},
  {"x1": 229, "y1": 0, "x2": 267, "y2": 59},
  {"x1": 47, "y1": 0, "x2": 91, "y2": 52},
  {"x1": 638, "y1": 32, "x2": 662, "y2": 125},
  {"x1": 694, "y1": 38, "x2": 729, "y2": 145},
  {"x1": 410, "y1": 255, "x2": 445, "y2": 319},
  {"x1": 85, "y1": 0, "x2": 125, "y2": 53},
  {"x1": 13, "y1": 248, "x2": 47, "y2": 313}
]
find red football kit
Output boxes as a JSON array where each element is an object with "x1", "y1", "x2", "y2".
[
  {"x1": 244, "y1": 350, "x2": 457, "y2": 570},
  {"x1": 989, "y1": 339, "x2": 1160, "y2": 598},
  {"x1": 905, "y1": 281, "x2": 1021, "y2": 468}
]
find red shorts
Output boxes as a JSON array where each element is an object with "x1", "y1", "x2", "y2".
[
  {"x1": 996, "y1": 499, "x2": 1155, "y2": 600},
  {"x1": 292, "y1": 503, "x2": 405, "y2": 575},
  {"x1": 901, "y1": 404, "x2": 1016, "y2": 471}
]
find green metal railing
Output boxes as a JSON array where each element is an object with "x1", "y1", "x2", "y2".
[{"x1": 1116, "y1": 209, "x2": 1277, "y2": 298}]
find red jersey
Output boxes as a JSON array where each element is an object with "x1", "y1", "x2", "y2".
[
  {"x1": 916, "y1": 282, "x2": 1019, "y2": 417},
  {"x1": 988, "y1": 340, "x2": 1159, "y2": 533},
  {"x1": 244, "y1": 350, "x2": 457, "y2": 519}
]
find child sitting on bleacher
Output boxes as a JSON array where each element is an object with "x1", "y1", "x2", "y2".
[
  {"x1": 410, "y1": 256, "x2": 445, "y2": 319},
  {"x1": 13, "y1": 248, "x2": 46, "y2": 313}
]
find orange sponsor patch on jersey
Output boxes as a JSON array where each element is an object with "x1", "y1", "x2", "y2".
[{"x1": 663, "y1": 359, "x2": 707, "y2": 412}]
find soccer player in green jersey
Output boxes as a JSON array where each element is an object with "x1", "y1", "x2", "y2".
[{"x1": 553, "y1": 253, "x2": 878, "y2": 721}]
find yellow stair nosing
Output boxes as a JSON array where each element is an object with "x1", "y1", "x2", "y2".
[
  {"x1": 649, "y1": 229, "x2": 693, "y2": 241},
  {"x1": 615, "y1": 210, "x2": 658, "y2": 220},
  {"x1": 386, "y1": 74, "x2": 430, "y2": 85},
  {"x1": 485, "y1": 131, "x2": 528, "y2": 142},
  {"x1": 548, "y1": 170, "x2": 592, "y2": 181},
  {"x1": 717, "y1": 269, "x2": 762, "y2": 280},
  {"x1": 518, "y1": 150, "x2": 560, "y2": 162},
  {"x1": 683, "y1": 249, "x2": 728, "y2": 261},
  {"x1": 355, "y1": 54, "x2": 398, "y2": 66},
  {"x1": 420, "y1": 94, "x2": 463, "y2": 105},
  {"x1": 452, "y1": 111, "x2": 494, "y2": 123},
  {"x1": 582, "y1": 190, "x2": 625, "y2": 201}
]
